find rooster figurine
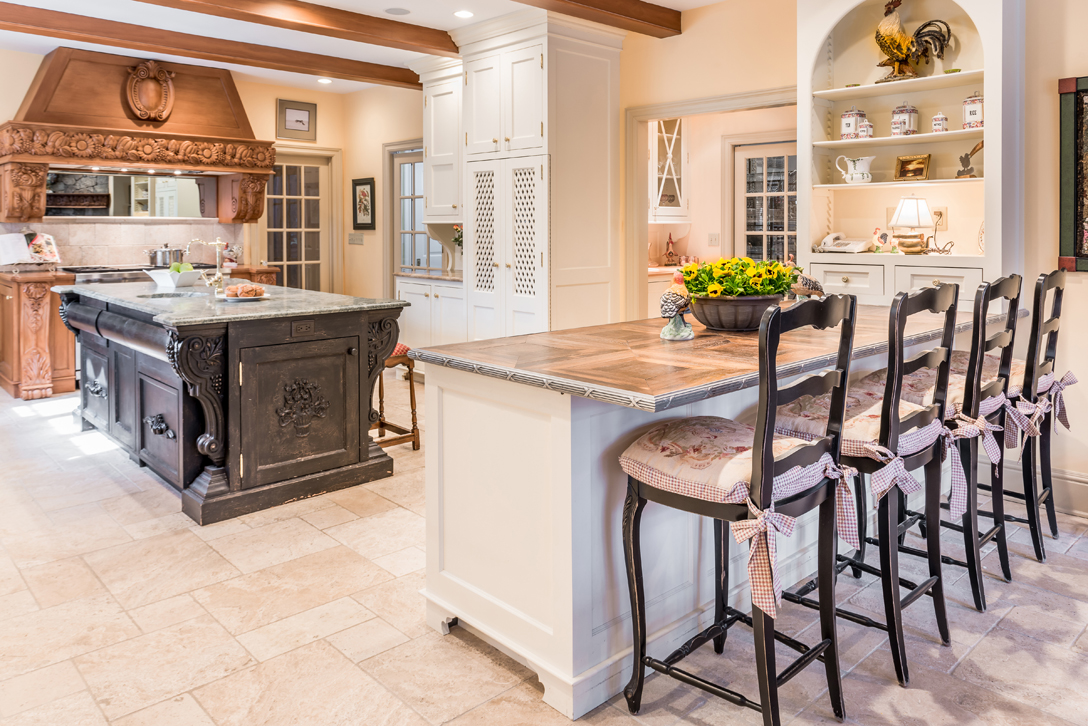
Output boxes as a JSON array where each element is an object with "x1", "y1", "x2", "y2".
[
  {"x1": 875, "y1": 0, "x2": 952, "y2": 83},
  {"x1": 660, "y1": 269, "x2": 694, "y2": 341}
]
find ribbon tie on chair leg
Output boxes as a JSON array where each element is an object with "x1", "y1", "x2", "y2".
[
  {"x1": 822, "y1": 460, "x2": 861, "y2": 550},
  {"x1": 1001, "y1": 399, "x2": 1043, "y2": 455},
  {"x1": 1046, "y1": 371, "x2": 1078, "y2": 432},
  {"x1": 938, "y1": 424, "x2": 979, "y2": 521},
  {"x1": 730, "y1": 499, "x2": 796, "y2": 619},
  {"x1": 863, "y1": 444, "x2": 922, "y2": 503},
  {"x1": 952, "y1": 412, "x2": 1005, "y2": 465}
]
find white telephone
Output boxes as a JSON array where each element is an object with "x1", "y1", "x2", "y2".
[{"x1": 814, "y1": 232, "x2": 874, "y2": 254}]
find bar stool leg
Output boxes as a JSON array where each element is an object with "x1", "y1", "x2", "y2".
[
  {"x1": 818, "y1": 495, "x2": 846, "y2": 720},
  {"x1": 878, "y1": 492, "x2": 909, "y2": 687},
  {"x1": 622, "y1": 481, "x2": 648, "y2": 714},
  {"x1": 1021, "y1": 435, "x2": 1047, "y2": 563},
  {"x1": 752, "y1": 606, "x2": 780, "y2": 726},
  {"x1": 1041, "y1": 411, "x2": 1059, "y2": 539},
  {"x1": 377, "y1": 370, "x2": 387, "y2": 438},
  {"x1": 713, "y1": 519, "x2": 729, "y2": 654},
  {"x1": 924, "y1": 455, "x2": 952, "y2": 646},
  {"x1": 960, "y1": 437, "x2": 986, "y2": 612},
  {"x1": 406, "y1": 361, "x2": 420, "y2": 451},
  {"x1": 990, "y1": 409, "x2": 1013, "y2": 582},
  {"x1": 850, "y1": 473, "x2": 868, "y2": 579},
  {"x1": 897, "y1": 488, "x2": 909, "y2": 546}
]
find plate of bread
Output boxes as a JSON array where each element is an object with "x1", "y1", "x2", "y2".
[{"x1": 217, "y1": 283, "x2": 269, "y2": 302}]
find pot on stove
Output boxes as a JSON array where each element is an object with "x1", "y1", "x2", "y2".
[{"x1": 144, "y1": 242, "x2": 191, "y2": 268}]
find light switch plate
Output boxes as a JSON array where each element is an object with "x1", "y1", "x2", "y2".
[
  {"x1": 348, "y1": 233, "x2": 366, "y2": 246},
  {"x1": 708, "y1": 233, "x2": 720, "y2": 247},
  {"x1": 887, "y1": 207, "x2": 948, "y2": 231}
]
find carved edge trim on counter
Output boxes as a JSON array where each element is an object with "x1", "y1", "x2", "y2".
[
  {"x1": 366, "y1": 314, "x2": 401, "y2": 425},
  {"x1": 409, "y1": 310, "x2": 1027, "y2": 413},
  {"x1": 58, "y1": 292, "x2": 80, "y2": 338},
  {"x1": 167, "y1": 326, "x2": 229, "y2": 499},
  {"x1": 0, "y1": 122, "x2": 276, "y2": 171}
]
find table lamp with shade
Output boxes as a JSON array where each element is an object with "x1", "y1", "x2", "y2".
[{"x1": 889, "y1": 195, "x2": 934, "y2": 254}]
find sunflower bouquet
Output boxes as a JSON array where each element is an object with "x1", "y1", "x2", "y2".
[{"x1": 681, "y1": 257, "x2": 799, "y2": 298}]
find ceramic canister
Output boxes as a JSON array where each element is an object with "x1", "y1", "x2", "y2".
[
  {"x1": 891, "y1": 102, "x2": 919, "y2": 135},
  {"x1": 841, "y1": 106, "x2": 867, "y2": 140},
  {"x1": 963, "y1": 92, "x2": 984, "y2": 129},
  {"x1": 932, "y1": 112, "x2": 949, "y2": 133},
  {"x1": 859, "y1": 119, "x2": 874, "y2": 139},
  {"x1": 890, "y1": 118, "x2": 905, "y2": 137}
]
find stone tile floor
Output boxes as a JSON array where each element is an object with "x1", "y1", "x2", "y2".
[{"x1": 3, "y1": 374, "x2": 1088, "y2": 724}]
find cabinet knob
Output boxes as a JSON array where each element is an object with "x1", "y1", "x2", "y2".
[
  {"x1": 492, "y1": 138, "x2": 498, "y2": 143},
  {"x1": 143, "y1": 413, "x2": 174, "y2": 439},
  {"x1": 933, "y1": 279, "x2": 941, "y2": 286},
  {"x1": 86, "y1": 380, "x2": 107, "y2": 398},
  {"x1": 841, "y1": 276, "x2": 850, "y2": 283},
  {"x1": 424, "y1": 292, "x2": 430, "y2": 298},
  {"x1": 452, "y1": 204, "x2": 458, "y2": 209},
  {"x1": 434, "y1": 293, "x2": 440, "y2": 299},
  {"x1": 505, "y1": 137, "x2": 510, "y2": 142},
  {"x1": 492, "y1": 262, "x2": 499, "y2": 268},
  {"x1": 505, "y1": 263, "x2": 512, "y2": 268},
  {"x1": 348, "y1": 347, "x2": 357, "y2": 356}
]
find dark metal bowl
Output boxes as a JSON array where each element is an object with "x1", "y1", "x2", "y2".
[{"x1": 689, "y1": 295, "x2": 783, "y2": 332}]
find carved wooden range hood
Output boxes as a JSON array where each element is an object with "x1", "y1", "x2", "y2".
[{"x1": 0, "y1": 48, "x2": 275, "y2": 224}]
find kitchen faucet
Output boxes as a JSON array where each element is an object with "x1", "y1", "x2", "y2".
[{"x1": 197, "y1": 238, "x2": 229, "y2": 294}]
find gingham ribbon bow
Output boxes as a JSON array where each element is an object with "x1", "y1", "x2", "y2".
[
  {"x1": 1001, "y1": 398, "x2": 1042, "y2": 453},
  {"x1": 864, "y1": 444, "x2": 922, "y2": 502},
  {"x1": 822, "y1": 460, "x2": 861, "y2": 550},
  {"x1": 1045, "y1": 371, "x2": 1078, "y2": 432},
  {"x1": 730, "y1": 499, "x2": 796, "y2": 619},
  {"x1": 938, "y1": 424, "x2": 976, "y2": 521}
]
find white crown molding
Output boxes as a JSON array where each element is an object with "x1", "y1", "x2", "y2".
[
  {"x1": 451, "y1": 8, "x2": 626, "y2": 56},
  {"x1": 408, "y1": 55, "x2": 463, "y2": 78},
  {"x1": 449, "y1": 8, "x2": 546, "y2": 47}
]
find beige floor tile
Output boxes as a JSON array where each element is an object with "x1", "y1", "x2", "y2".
[
  {"x1": 127, "y1": 594, "x2": 204, "y2": 633},
  {"x1": 367, "y1": 469, "x2": 425, "y2": 516},
  {"x1": 0, "y1": 692, "x2": 106, "y2": 726},
  {"x1": 448, "y1": 682, "x2": 571, "y2": 726},
  {"x1": 237, "y1": 597, "x2": 374, "y2": 661},
  {"x1": 353, "y1": 572, "x2": 429, "y2": 638},
  {"x1": 328, "y1": 617, "x2": 410, "y2": 663},
  {"x1": 23, "y1": 471, "x2": 143, "y2": 512},
  {"x1": 83, "y1": 529, "x2": 240, "y2": 609},
  {"x1": 123, "y1": 513, "x2": 195, "y2": 540},
  {"x1": 21, "y1": 557, "x2": 104, "y2": 609},
  {"x1": 985, "y1": 539, "x2": 1088, "y2": 604},
  {"x1": 187, "y1": 518, "x2": 250, "y2": 542},
  {"x1": 110, "y1": 694, "x2": 216, "y2": 726},
  {"x1": 327, "y1": 507, "x2": 425, "y2": 560},
  {"x1": 193, "y1": 640, "x2": 427, "y2": 726},
  {"x1": 0, "y1": 557, "x2": 25, "y2": 597},
  {"x1": 2, "y1": 512, "x2": 132, "y2": 569},
  {"x1": 997, "y1": 606, "x2": 1086, "y2": 646},
  {"x1": 193, "y1": 546, "x2": 392, "y2": 635},
  {"x1": 373, "y1": 546, "x2": 426, "y2": 577},
  {"x1": 325, "y1": 486, "x2": 400, "y2": 520},
  {"x1": 74, "y1": 614, "x2": 254, "y2": 720},
  {"x1": 237, "y1": 496, "x2": 336, "y2": 529},
  {"x1": 300, "y1": 503, "x2": 359, "y2": 530},
  {"x1": 362, "y1": 630, "x2": 530, "y2": 724},
  {"x1": 0, "y1": 661, "x2": 85, "y2": 718},
  {"x1": 99, "y1": 487, "x2": 181, "y2": 527},
  {"x1": 208, "y1": 517, "x2": 338, "y2": 574},
  {"x1": 581, "y1": 704, "x2": 640, "y2": 725},
  {"x1": 0, "y1": 592, "x2": 38, "y2": 622},
  {"x1": 0, "y1": 594, "x2": 140, "y2": 680}
]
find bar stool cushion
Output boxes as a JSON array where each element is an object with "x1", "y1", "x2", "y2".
[
  {"x1": 392, "y1": 342, "x2": 411, "y2": 357},
  {"x1": 860, "y1": 352, "x2": 1029, "y2": 415},
  {"x1": 619, "y1": 416, "x2": 819, "y2": 505}
]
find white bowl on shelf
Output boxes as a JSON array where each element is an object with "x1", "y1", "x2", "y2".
[{"x1": 144, "y1": 269, "x2": 202, "y2": 288}]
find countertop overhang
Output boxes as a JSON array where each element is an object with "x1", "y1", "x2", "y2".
[
  {"x1": 51, "y1": 281, "x2": 407, "y2": 327},
  {"x1": 411, "y1": 304, "x2": 1027, "y2": 413}
]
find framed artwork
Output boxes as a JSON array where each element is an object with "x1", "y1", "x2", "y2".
[
  {"x1": 893, "y1": 154, "x2": 931, "y2": 181},
  {"x1": 1060, "y1": 76, "x2": 1088, "y2": 271},
  {"x1": 352, "y1": 178, "x2": 375, "y2": 230},
  {"x1": 277, "y1": 99, "x2": 317, "y2": 142}
]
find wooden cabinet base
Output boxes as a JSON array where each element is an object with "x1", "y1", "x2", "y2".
[{"x1": 0, "y1": 270, "x2": 76, "y2": 400}]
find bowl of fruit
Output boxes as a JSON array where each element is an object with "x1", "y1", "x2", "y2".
[{"x1": 144, "y1": 262, "x2": 202, "y2": 289}]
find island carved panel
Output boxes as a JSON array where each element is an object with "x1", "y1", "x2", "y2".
[
  {"x1": 167, "y1": 327, "x2": 229, "y2": 501},
  {"x1": 0, "y1": 163, "x2": 47, "y2": 223}
]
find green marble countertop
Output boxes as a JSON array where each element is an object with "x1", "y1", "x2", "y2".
[{"x1": 52, "y1": 281, "x2": 407, "y2": 327}]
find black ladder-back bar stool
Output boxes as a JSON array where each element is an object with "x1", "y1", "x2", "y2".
[
  {"x1": 619, "y1": 295, "x2": 858, "y2": 726},
  {"x1": 778, "y1": 284, "x2": 959, "y2": 688},
  {"x1": 979, "y1": 270, "x2": 1073, "y2": 563}
]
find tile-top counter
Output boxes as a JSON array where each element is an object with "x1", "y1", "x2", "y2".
[
  {"x1": 52, "y1": 281, "x2": 407, "y2": 327},
  {"x1": 412, "y1": 304, "x2": 1023, "y2": 412}
]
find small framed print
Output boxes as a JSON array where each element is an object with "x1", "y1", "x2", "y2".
[
  {"x1": 894, "y1": 153, "x2": 932, "y2": 181},
  {"x1": 352, "y1": 178, "x2": 375, "y2": 231},
  {"x1": 277, "y1": 99, "x2": 317, "y2": 141}
]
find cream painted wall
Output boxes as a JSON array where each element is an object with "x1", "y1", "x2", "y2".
[
  {"x1": 340, "y1": 85, "x2": 423, "y2": 298},
  {"x1": 234, "y1": 81, "x2": 346, "y2": 151},
  {"x1": 0, "y1": 48, "x2": 42, "y2": 124}
]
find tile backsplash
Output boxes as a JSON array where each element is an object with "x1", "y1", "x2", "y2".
[{"x1": 0, "y1": 219, "x2": 242, "y2": 267}]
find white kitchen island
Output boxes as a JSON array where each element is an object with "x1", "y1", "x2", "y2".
[{"x1": 410, "y1": 306, "x2": 1011, "y2": 719}]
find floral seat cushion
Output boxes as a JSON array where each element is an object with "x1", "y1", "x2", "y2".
[
  {"x1": 619, "y1": 416, "x2": 819, "y2": 504},
  {"x1": 859, "y1": 352, "x2": 1029, "y2": 415}
]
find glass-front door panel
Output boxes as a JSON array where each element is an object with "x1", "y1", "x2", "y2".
[{"x1": 263, "y1": 156, "x2": 330, "y2": 290}]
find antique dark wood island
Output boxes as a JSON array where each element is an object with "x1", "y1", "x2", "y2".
[{"x1": 51, "y1": 281, "x2": 407, "y2": 524}]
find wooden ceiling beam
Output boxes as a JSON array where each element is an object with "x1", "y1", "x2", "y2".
[
  {"x1": 513, "y1": 0, "x2": 681, "y2": 38},
  {"x1": 131, "y1": 0, "x2": 459, "y2": 57},
  {"x1": 0, "y1": 2, "x2": 421, "y2": 89}
]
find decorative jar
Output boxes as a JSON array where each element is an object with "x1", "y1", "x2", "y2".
[
  {"x1": 890, "y1": 118, "x2": 905, "y2": 137},
  {"x1": 891, "y1": 102, "x2": 919, "y2": 135},
  {"x1": 840, "y1": 106, "x2": 867, "y2": 140},
  {"x1": 690, "y1": 295, "x2": 783, "y2": 332},
  {"x1": 932, "y1": 112, "x2": 948, "y2": 133},
  {"x1": 859, "y1": 119, "x2": 874, "y2": 139},
  {"x1": 963, "y1": 92, "x2": 984, "y2": 129}
]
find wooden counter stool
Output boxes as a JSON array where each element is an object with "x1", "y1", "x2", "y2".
[
  {"x1": 776, "y1": 284, "x2": 959, "y2": 688},
  {"x1": 371, "y1": 342, "x2": 420, "y2": 450},
  {"x1": 619, "y1": 295, "x2": 858, "y2": 726}
]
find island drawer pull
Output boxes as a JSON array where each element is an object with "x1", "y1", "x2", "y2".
[
  {"x1": 143, "y1": 414, "x2": 175, "y2": 439},
  {"x1": 841, "y1": 276, "x2": 850, "y2": 283},
  {"x1": 85, "y1": 380, "x2": 107, "y2": 398},
  {"x1": 348, "y1": 347, "x2": 358, "y2": 356}
]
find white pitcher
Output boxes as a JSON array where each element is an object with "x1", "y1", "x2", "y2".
[{"x1": 836, "y1": 155, "x2": 876, "y2": 184}]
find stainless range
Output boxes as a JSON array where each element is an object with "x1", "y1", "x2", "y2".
[{"x1": 60, "y1": 264, "x2": 215, "y2": 284}]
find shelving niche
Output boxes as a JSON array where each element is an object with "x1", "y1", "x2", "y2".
[{"x1": 797, "y1": 0, "x2": 1023, "y2": 304}]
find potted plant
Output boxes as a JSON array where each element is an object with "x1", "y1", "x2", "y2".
[{"x1": 681, "y1": 257, "x2": 800, "y2": 332}]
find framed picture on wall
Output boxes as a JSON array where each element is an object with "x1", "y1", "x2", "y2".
[
  {"x1": 277, "y1": 99, "x2": 317, "y2": 142},
  {"x1": 352, "y1": 178, "x2": 375, "y2": 230},
  {"x1": 893, "y1": 153, "x2": 932, "y2": 181}
]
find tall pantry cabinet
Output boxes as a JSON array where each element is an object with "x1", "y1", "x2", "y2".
[{"x1": 413, "y1": 10, "x2": 624, "y2": 344}]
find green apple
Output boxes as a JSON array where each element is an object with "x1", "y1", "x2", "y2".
[
  {"x1": 169, "y1": 262, "x2": 182, "y2": 273},
  {"x1": 179, "y1": 263, "x2": 194, "y2": 272}
]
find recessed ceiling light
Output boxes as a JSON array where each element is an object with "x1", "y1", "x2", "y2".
[
  {"x1": 90, "y1": 167, "x2": 100, "y2": 171},
  {"x1": 385, "y1": 7, "x2": 410, "y2": 15},
  {"x1": 318, "y1": 78, "x2": 332, "y2": 84},
  {"x1": 120, "y1": 168, "x2": 129, "y2": 172},
  {"x1": 454, "y1": 10, "x2": 474, "y2": 18},
  {"x1": 147, "y1": 169, "x2": 155, "y2": 174},
  {"x1": 174, "y1": 170, "x2": 183, "y2": 175}
]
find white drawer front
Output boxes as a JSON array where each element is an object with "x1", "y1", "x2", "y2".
[
  {"x1": 809, "y1": 263, "x2": 885, "y2": 296},
  {"x1": 894, "y1": 266, "x2": 983, "y2": 300}
]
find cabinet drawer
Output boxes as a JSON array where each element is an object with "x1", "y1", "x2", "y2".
[
  {"x1": 809, "y1": 263, "x2": 885, "y2": 297},
  {"x1": 138, "y1": 372, "x2": 183, "y2": 488},
  {"x1": 81, "y1": 346, "x2": 109, "y2": 429},
  {"x1": 894, "y1": 267, "x2": 983, "y2": 300}
]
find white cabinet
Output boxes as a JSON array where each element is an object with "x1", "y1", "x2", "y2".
[
  {"x1": 395, "y1": 278, "x2": 467, "y2": 351},
  {"x1": 809, "y1": 262, "x2": 885, "y2": 298},
  {"x1": 465, "y1": 44, "x2": 544, "y2": 158},
  {"x1": 465, "y1": 156, "x2": 549, "y2": 340},
  {"x1": 424, "y1": 77, "x2": 462, "y2": 220},
  {"x1": 895, "y1": 266, "x2": 983, "y2": 302},
  {"x1": 649, "y1": 119, "x2": 689, "y2": 221}
]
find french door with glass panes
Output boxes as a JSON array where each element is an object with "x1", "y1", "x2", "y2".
[
  {"x1": 395, "y1": 152, "x2": 445, "y2": 276},
  {"x1": 262, "y1": 155, "x2": 331, "y2": 291},
  {"x1": 734, "y1": 143, "x2": 797, "y2": 263}
]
